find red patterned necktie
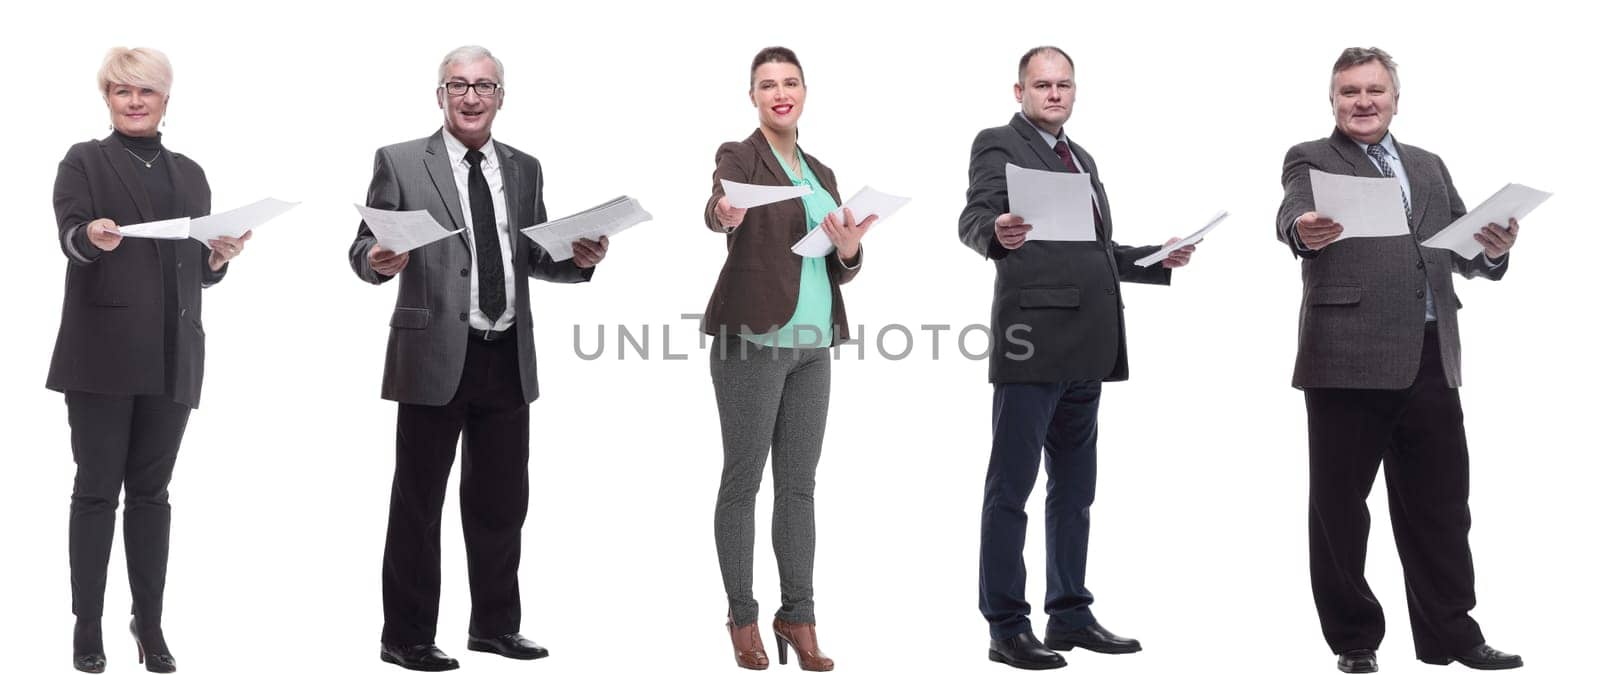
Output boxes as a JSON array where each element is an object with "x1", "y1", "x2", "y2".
[{"x1": 1054, "y1": 140, "x2": 1103, "y2": 232}]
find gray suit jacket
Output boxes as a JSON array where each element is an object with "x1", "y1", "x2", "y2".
[
  {"x1": 349, "y1": 130, "x2": 591, "y2": 406},
  {"x1": 1275, "y1": 129, "x2": 1506, "y2": 390},
  {"x1": 959, "y1": 113, "x2": 1169, "y2": 384}
]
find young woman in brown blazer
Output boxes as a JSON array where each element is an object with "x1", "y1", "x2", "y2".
[{"x1": 701, "y1": 46, "x2": 876, "y2": 672}]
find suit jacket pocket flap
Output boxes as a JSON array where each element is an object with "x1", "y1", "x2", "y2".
[
  {"x1": 1307, "y1": 285, "x2": 1361, "y2": 306},
  {"x1": 390, "y1": 307, "x2": 431, "y2": 329},
  {"x1": 1020, "y1": 287, "x2": 1081, "y2": 309}
]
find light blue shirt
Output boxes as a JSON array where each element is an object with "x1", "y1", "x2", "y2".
[{"x1": 1358, "y1": 134, "x2": 1436, "y2": 322}]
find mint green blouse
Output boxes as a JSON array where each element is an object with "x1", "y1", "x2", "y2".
[{"x1": 741, "y1": 147, "x2": 838, "y2": 349}]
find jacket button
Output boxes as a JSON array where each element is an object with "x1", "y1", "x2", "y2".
[
  {"x1": 1415, "y1": 290, "x2": 1425, "y2": 299},
  {"x1": 1104, "y1": 288, "x2": 1114, "y2": 295},
  {"x1": 1416, "y1": 261, "x2": 1425, "y2": 269},
  {"x1": 460, "y1": 268, "x2": 469, "y2": 277},
  {"x1": 459, "y1": 312, "x2": 468, "y2": 321},
  {"x1": 177, "y1": 261, "x2": 183, "y2": 269}
]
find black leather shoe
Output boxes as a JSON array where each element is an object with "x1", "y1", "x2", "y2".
[
  {"x1": 1338, "y1": 648, "x2": 1378, "y2": 673},
  {"x1": 73, "y1": 619, "x2": 106, "y2": 673},
  {"x1": 379, "y1": 643, "x2": 460, "y2": 671},
  {"x1": 72, "y1": 653, "x2": 106, "y2": 674},
  {"x1": 129, "y1": 618, "x2": 176, "y2": 673},
  {"x1": 1421, "y1": 644, "x2": 1522, "y2": 670},
  {"x1": 466, "y1": 633, "x2": 549, "y2": 660},
  {"x1": 988, "y1": 632, "x2": 1066, "y2": 670},
  {"x1": 1044, "y1": 621, "x2": 1142, "y2": 654}
]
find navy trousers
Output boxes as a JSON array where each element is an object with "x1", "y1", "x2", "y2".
[{"x1": 979, "y1": 381, "x2": 1101, "y2": 640}]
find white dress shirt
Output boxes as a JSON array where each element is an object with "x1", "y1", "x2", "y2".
[
  {"x1": 1024, "y1": 116, "x2": 1104, "y2": 225},
  {"x1": 443, "y1": 130, "x2": 517, "y2": 331}
]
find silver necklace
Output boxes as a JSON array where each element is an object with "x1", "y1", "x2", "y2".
[{"x1": 124, "y1": 147, "x2": 162, "y2": 168}]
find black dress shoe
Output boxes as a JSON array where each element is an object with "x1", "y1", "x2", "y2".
[
  {"x1": 466, "y1": 633, "x2": 550, "y2": 660},
  {"x1": 988, "y1": 632, "x2": 1066, "y2": 670},
  {"x1": 380, "y1": 643, "x2": 460, "y2": 671},
  {"x1": 73, "y1": 619, "x2": 106, "y2": 673},
  {"x1": 1421, "y1": 644, "x2": 1522, "y2": 670},
  {"x1": 72, "y1": 653, "x2": 106, "y2": 674},
  {"x1": 129, "y1": 618, "x2": 176, "y2": 673},
  {"x1": 1338, "y1": 648, "x2": 1378, "y2": 673},
  {"x1": 1044, "y1": 621, "x2": 1142, "y2": 654}
]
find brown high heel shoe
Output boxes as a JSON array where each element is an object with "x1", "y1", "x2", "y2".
[
  {"x1": 727, "y1": 616, "x2": 770, "y2": 670},
  {"x1": 771, "y1": 618, "x2": 834, "y2": 671}
]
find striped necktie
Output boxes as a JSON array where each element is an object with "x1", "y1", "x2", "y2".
[{"x1": 1365, "y1": 144, "x2": 1411, "y2": 222}]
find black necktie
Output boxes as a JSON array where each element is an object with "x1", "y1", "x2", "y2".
[
  {"x1": 1055, "y1": 140, "x2": 1104, "y2": 234},
  {"x1": 465, "y1": 149, "x2": 506, "y2": 323}
]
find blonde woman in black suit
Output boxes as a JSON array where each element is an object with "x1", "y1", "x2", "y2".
[{"x1": 49, "y1": 47, "x2": 250, "y2": 674}]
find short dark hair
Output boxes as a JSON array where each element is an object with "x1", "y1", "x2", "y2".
[
  {"x1": 750, "y1": 46, "x2": 804, "y2": 89},
  {"x1": 1330, "y1": 46, "x2": 1400, "y2": 97},
  {"x1": 1018, "y1": 46, "x2": 1074, "y2": 84}
]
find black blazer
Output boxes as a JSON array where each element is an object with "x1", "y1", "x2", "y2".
[
  {"x1": 47, "y1": 134, "x2": 223, "y2": 408},
  {"x1": 701, "y1": 129, "x2": 861, "y2": 345},
  {"x1": 959, "y1": 114, "x2": 1169, "y2": 384}
]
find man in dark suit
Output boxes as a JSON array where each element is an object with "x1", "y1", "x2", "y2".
[
  {"x1": 1277, "y1": 47, "x2": 1522, "y2": 674},
  {"x1": 349, "y1": 45, "x2": 609, "y2": 672},
  {"x1": 958, "y1": 46, "x2": 1194, "y2": 670}
]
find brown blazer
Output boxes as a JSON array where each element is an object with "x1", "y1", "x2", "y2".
[{"x1": 701, "y1": 129, "x2": 862, "y2": 344}]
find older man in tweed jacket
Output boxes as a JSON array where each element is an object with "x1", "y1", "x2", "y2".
[{"x1": 1277, "y1": 47, "x2": 1523, "y2": 674}]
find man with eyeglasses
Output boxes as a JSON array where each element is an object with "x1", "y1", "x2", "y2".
[
  {"x1": 350, "y1": 44, "x2": 609, "y2": 672},
  {"x1": 958, "y1": 46, "x2": 1194, "y2": 670}
]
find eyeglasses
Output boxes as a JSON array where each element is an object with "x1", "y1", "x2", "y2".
[{"x1": 440, "y1": 81, "x2": 502, "y2": 97}]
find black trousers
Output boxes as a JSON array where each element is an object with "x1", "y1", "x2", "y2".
[
  {"x1": 381, "y1": 333, "x2": 530, "y2": 645},
  {"x1": 65, "y1": 391, "x2": 191, "y2": 622},
  {"x1": 1306, "y1": 325, "x2": 1485, "y2": 659},
  {"x1": 979, "y1": 381, "x2": 1101, "y2": 640}
]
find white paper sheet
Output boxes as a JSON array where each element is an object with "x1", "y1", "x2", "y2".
[
  {"x1": 721, "y1": 179, "x2": 813, "y2": 209},
  {"x1": 1135, "y1": 210, "x2": 1229, "y2": 267},
  {"x1": 1310, "y1": 170, "x2": 1410, "y2": 241},
  {"x1": 354, "y1": 204, "x2": 463, "y2": 254},
  {"x1": 1421, "y1": 183, "x2": 1552, "y2": 258},
  {"x1": 189, "y1": 197, "x2": 298, "y2": 247},
  {"x1": 521, "y1": 196, "x2": 652, "y2": 262},
  {"x1": 115, "y1": 217, "x2": 191, "y2": 240},
  {"x1": 1005, "y1": 163, "x2": 1096, "y2": 242},
  {"x1": 790, "y1": 186, "x2": 911, "y2": 258}
]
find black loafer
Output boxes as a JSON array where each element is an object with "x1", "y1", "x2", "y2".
[
  {"x1": 1044, "y1": 621, "x2": 1142, "y2": 654},
  {"x1": 72, "y1": 653, "x2": 106, "y2": 673},
  {"x1": 466, "y1": 633, "x2": 549, "y2": 660},
  {"x1": 1422, "y1": 644, "x2": 1522, "y2": 670},
  {"x1": 379, "y1": 643, "x2": 460, "y2": 671},
  {"x1": 988, "y1": 632, "x2": 1066, "y2": 670},
  {"x1": 1338, "y1": 648, "x2": 1378, "y2": 673}
]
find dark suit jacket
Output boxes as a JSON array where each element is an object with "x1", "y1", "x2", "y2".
[
  {"x1": 701, "y1": 129, "x2": 861, "y2": 345},
  {"x1": 47, "y1": 134, "x2": 224, "y2": 409},
  {"x1": 1275, "y1": 129, "x2": 1506, "y2": 390},
  {"x1": 959, "y1": 113, "x2": 1169, "y2": 384},
  {"x1": 349, "y1": 130, "x2": 591, "y2": 407}
]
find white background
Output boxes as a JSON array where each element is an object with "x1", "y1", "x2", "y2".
[{"x1": 2, "y1": 1, "x2": 1595, "y2": 673}]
